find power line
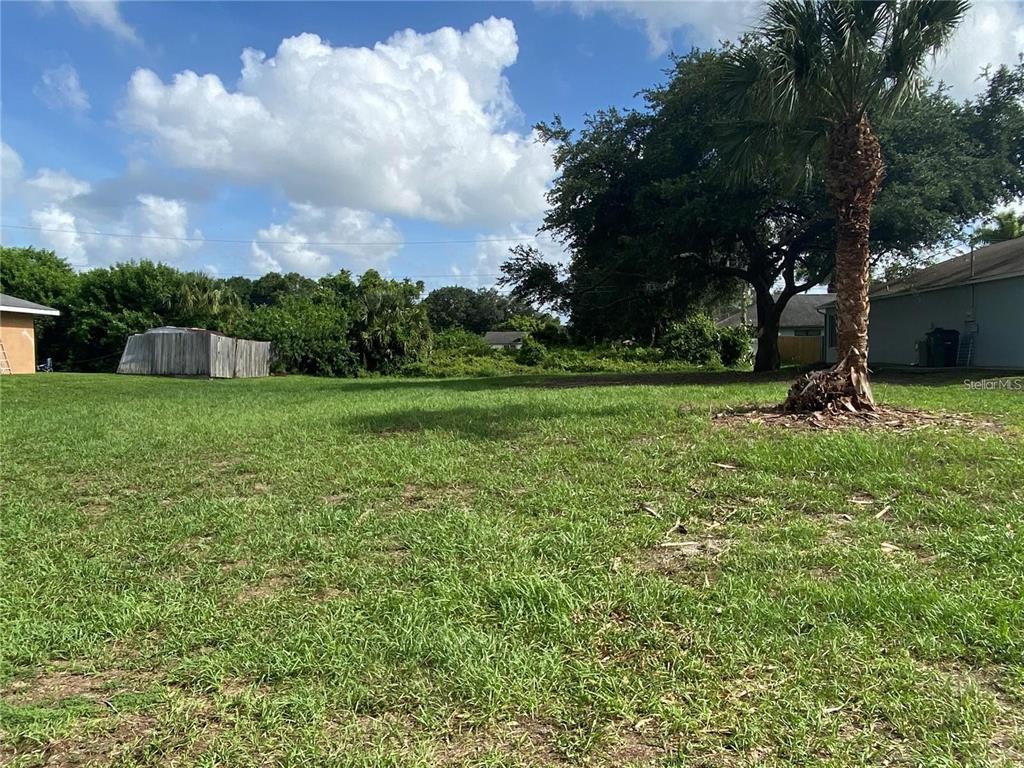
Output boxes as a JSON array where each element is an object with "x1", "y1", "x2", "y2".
[
  {"x1": 219, "y1": 270, "x2": 506, "y2": 280},
  {"x1": 0, "y1": 222, "x2": 539, "y2": 247}
]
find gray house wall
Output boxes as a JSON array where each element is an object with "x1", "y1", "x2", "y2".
[
  {"x1": 973, "y1": 277, "x2": 1024, "y2": 368},
  {"x1": 825, "y1": 275, "x2": 1023, "y2": 367}
]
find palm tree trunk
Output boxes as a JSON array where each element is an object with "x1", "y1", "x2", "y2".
[
  {"x1": 783, "y1": 113, "x2": 883, "y2": 412},
  {"x1": 829, "y1": 114, "x2": 881, "y2": 372}
]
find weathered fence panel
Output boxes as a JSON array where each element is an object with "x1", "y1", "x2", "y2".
[
  {"x1": 118, "y1": 328, "x2": 271, "y2": 378},
  {"x1": 778, "y1": 335, "x2": 824, "y2": 365},
  {"x1": 117, "y1": 334, "x2": 153, "y2": 375},
  {"x1": 233, "y1": 340, "x2": 271, "y2": 378},
  {"x1": 209, "y1": 335, "x2": 237, "y2": 378},
  {"x1": 148, "y1": 332, "x2": 207, "y2": 375}
]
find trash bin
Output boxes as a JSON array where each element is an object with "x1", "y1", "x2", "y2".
[
  {"x1": 915, "y1": 338, "x2": 930, "y2": 366},
  {"x1": 925, "y1": 328, "x2": 959, "y2": 367}
]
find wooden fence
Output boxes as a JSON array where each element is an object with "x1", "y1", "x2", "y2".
[
  {"x1": 231, "y1": 339, "x2": 271, "y2": 378},
  {"x1": 118, "y1": 331, "x2": 270, "y2": 378},
  {"x1": 778, "y1": 335, "x2": 824, "y2": 365}
]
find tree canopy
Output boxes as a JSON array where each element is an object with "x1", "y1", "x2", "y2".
[
  {"x1": 502, "y1": 45, "x2": 1024, "y2": 370},
  {"x1": 0, "y1": 247, "x2": 432, "y2": 375},
  {"x1": 421, "y1": 286, "x2": 535, "y2": 335}
]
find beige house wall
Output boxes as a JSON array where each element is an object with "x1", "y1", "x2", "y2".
[{"x1": 0, "y1": 312, "x2": 38, "y2": 374}]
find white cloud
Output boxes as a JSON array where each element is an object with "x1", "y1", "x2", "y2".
[
  {"x1": 929, "y1": 3, "x2": 1024, "y2": 99},
  {"x1": 1, "y1": 142, "x2": 25, "y2": 199},
  {"x1": 250, "y1": 203, "x2": 402, "y2": 277},
  {"x1": 119, "y1": 194, "x2": 203, "y2": 262},
  {"x1": 3, "y1": 144, "x2": 201, "y2": 267},
  {"x1": 30, "y1": 205, "x2": 89, "y2": 266},
  {"x1": 120, "y1": 18, "x2": 554, "y2": 227},
  {"x1": 569, "y1": 1, "x2": 1023, "y2": 99},
  {"x1": 35, "y1": 64, "x2": 90, "y2": 113},
  {"x1": 470, "y1": 223, "x2": 567, "y2": 288},
  {"x1": 26, "y1": 169, "x2": 92, "y2": 203},
  {"x1": 30, "y1": 194, "x2": 202, "y2": 267},
  {"x1": 566, "y1": 0, "x2": 757, "y2": 55},
  {"x1": 68, "y1": 1, "x2": 140, "y2": 44}
]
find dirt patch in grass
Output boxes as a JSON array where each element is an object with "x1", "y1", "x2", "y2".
[
  {"x1": 917, "y1": 661, "x2": 1024, "y2": 765},
  {"x1": 79, "y1": 497, "x2": 112, "y2": 517},
  {"x1": 2, "y1": 665, "x2": 155, "y2": 707},
  {"x1": 401, "y1": 482, "x2": 475, "y2": 510},
  {"x1": 433, "y1": 717, "x2": 566, "y2": 765},
  {"x1": 632, "y1": 540, "x2": 727, "y2": 587},
  {"x1": 4, "y1": 685, "x2": 232, "y2": 767},
  {"x1": 22, "y1": 713, "x2": 158, "y2": 768},
  {"x1": 218, "y1": 558, "x2": 251, "y2": 573},
  {"x1": 236, "y1": 572, "x2": 293, "y2": 602},
  {"x1": 324, "y1": 712, "x2": 664, "y2": 766},
  {"x1": 324, "y1": 711, "x2": 424, "y2": 756},
  {"x1": 712, "y1": 405, "x2": 1007, "y2": 434},
  {"x1": 367, "y1": 540, "x2": 411, "y2": 564}
]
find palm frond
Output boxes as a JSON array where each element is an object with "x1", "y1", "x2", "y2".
[{"x1": 720, "y1": 0, "x2": 967, "y2": 184}]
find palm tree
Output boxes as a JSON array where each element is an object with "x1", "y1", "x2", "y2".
[{"x1": 723, "y1": 0, "x2": 969, "y2": 410}]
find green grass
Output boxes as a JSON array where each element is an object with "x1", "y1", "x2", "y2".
[{"x1": 1, "y1": 371, "x2": 1022, "y2": 767}]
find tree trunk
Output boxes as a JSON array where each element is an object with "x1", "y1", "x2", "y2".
[
  {"x1": 783, "y1": 113, "x2": 883, "y2": 412},
  {"x1": 753, "y1": 292, "x2": 781, "y2": 372}
]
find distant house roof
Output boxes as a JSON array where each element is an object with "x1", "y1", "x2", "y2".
[
  {"x1": 718, "y1": 293, "x2": 834, "y2": 329},
  {"x1": 864, "y1": 236, "x2": 1024, "y2": 302},
  {"x1": 484, "y1": 331, "x2": 526, "y2": 346},
  {"x1": 0, "y1": 293, "x2": 60, "y2": 317}
]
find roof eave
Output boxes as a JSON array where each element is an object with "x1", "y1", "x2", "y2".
[
  {"x1": 869, "y1": 269, "x2": 1024, "y2": 302},
  {"x1": 0, "y1": 306, "x2": 61, "y2": 317}
]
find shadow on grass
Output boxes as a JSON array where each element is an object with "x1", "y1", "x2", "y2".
[
  {"x1": 339, "y1": 400, "x2": 638, "y2": 441},
  {"x1": 302, "y1": 367, "x2": 805, "y2": 397},
  {"x1": 304, "y1": 365, "x2": 1017, "y2": 397}
]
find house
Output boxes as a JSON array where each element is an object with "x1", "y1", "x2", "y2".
[
  {"x1": 0, "y1": 293, "x2": 60, "y2": 374},
  {"x1": 717, "y1": 293, "x2": 835, "y2": 336},
  {"x1": 718, "y1": 293, "x2": 834, "y2": 364},
  {"x1": 117, "y1": 327, "x2": 271, "y2": 378},
  {"x1": 483, "y1": 331, "x2": 526, "y2": 350},
  {"x1": 823, "y1": 236, "x2": 1024, "y2": 368}
]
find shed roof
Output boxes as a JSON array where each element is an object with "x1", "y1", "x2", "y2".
[
  {"x1": 145, "y1": 326, "x2": 226, "y2": 336},
  {"x1": 484, "y1": 331, "x2": 526, "y2": 345},
  {"x1": 0, "y1": 293, "x2": 60, "y2": 316},
  {"x1": 718, "y1": 293, "x2": 833, "y2": 329}
]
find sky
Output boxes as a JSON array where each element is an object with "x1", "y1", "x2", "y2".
[{"x1": 2, "y1": 1, "x2": 1023, "y2": 291}]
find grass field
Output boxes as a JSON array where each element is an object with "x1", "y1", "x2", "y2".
[{"x1": 1, "y1": 371, "x2": 1022, "y2": 767}]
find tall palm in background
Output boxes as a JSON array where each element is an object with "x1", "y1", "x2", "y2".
[
  {"x1": 971, "y1": 209, "x2": 1024, "y2": 245},
  {"x1": 724, "y1": 0, "x2": 969, "y2": 410}
]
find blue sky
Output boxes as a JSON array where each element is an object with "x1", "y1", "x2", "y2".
[{"x1": 2, "y1": 1, "x2": 1022, "y2": 289}]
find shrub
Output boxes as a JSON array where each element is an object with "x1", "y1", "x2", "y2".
[
  {"x1": 401, "y1": 351, "x2": 525, "y2": 378},
  {"x1": 228, "y1": 297, "x2": 358, "y2": 376},
  {"x1": 433, "y1": 328, "x2": 493, "y2": 355},
  {"x1": 660, "y1": 314, "x2": 721, "y2": 366},
  {"x1": 516, "y1": 336, "x2": 547, "y2": 366},
  {"x1": 719, "y1": 325, "x2": 752, "y2": 367},
  {"x1": 497, "y1": 314, "x2": 566, "y2": 346}
]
